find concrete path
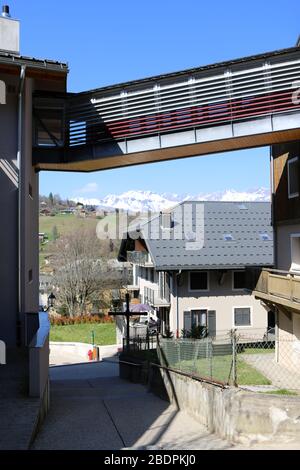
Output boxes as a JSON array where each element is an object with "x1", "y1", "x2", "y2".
[
  {"x1": 50, "y1": 343, "x2": 122, "y2": 366},
  {"x1": 31, "y1": 359, "x2": 231, "y2": 450},
  {"x1": 242, "y1": 353, "x2": 300, "y2": 390}
]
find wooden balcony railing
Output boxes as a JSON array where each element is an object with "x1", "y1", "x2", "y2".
[{"x1": 253, "y1": 269, "x2": 300, "y2": 311}]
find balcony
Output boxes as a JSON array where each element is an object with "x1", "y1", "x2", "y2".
[
  {"x1": 151, "y1": 296, "x2": 171, "y2": 308},
  {"x1": 144, "y1": 287, "x2": 170, "y2": 308},
  {"x1": 253, "y1": 269, "x2": 300, "y2": 312},
  {"x1": 127, "y1": 251, "x2": 153, "y2": 266}
]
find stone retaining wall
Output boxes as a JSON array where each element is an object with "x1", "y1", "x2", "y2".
[
  {"x1": 118, "y1": 358, "x2": 300, "y2": 444},
  {"x1": 151, "y1": 366, "x2": 300, "y2": 444}
]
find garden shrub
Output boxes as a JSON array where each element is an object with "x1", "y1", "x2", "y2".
[{"x1": 50, "y1": 314, "x2": 114, "y2": 326}]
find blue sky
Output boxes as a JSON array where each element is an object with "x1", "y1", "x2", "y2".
[{"x1": 11, "y1": 0, "x2": 300, "y2": 198}]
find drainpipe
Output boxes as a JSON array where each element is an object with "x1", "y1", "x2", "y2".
[
  {"x1": 17, "y1": 65, "x2": 26, "y2": 346},
  {"x1": 175, "y1": 270, "x2": 182, "y2": 338}
]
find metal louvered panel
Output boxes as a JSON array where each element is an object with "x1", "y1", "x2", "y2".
[
  {"x1": 65, "y1": 56, "x2": 300, "y2": 146},
  {"x1": 33, "y1": 50, "x2": 300, "y2": 149}
]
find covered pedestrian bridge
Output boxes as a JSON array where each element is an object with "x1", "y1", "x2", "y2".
[{"x1": 33, "y1": 46, "x2": 300, "y2": 172}]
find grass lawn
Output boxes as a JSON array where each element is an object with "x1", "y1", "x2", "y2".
[
  {"x1": 50, "y1": 322, "x2": 116, "y2": 345},
  {"x1": 262, "y1": 389, "x2": 298, "y2": 396},
  {"x1": 40, "y1": 214, "x2": 99, "y2": 240},
  {"x1": 174, "y1": 354, "x2": 271, "y2": 385},
  {"x1": 241, "y1": 347, "x2": 274, "y2": 355}
]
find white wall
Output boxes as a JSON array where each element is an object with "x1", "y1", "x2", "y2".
[
  {"x1": 134, "y1": 267, "x2": 268, "y2": 337},
  {"x1": 169, "y1": 270, "x2": 268, "y2": 336},
  {"x1": 137, "y1": 267, "x2": 160, "y2": 308}
]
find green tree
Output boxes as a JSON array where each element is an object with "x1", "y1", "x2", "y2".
[
  {"x1": 53, "y1": 229, "x2": 103, "y2": 317},
  {"x1": 49, "y1": 192, "x2": 54, "y2": 206}
]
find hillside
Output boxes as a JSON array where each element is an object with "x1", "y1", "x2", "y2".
[{"x1": 39, "y1": 213, "x2": 121, "y2": 272}]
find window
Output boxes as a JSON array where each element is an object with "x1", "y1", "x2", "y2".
[
  {"x1": 159, "y1": 272, "x2": 170, "y2": 301},
  {"x1": 159, "y1": 272, "x2": 165, "y2": 299},
  {"x1": 234, "y1": 307, "x2": 251, "y2": 326},
  {"x1": 133, "y1": 290, "x2": 139, "y2": 299},
  {"x1": 149, "y1": 268, "x2": 154, "y2": 283},
  {"x1": 140, "y1": 267, "x2": 146, "y2": 280},
  {"x1": 290, "y1": 234, "x2": 300, "y2": 271},
  {"x1": 191, "y1": 309, "x2": 207, "y2": 327},
  {"x1": 233, "y1": 271, "x2": 246, "y2": 290},
  {"x1": 259, "y1": 233, "x2": 271, "y2": 241},
  {"x1": 223, "y1": 234, "x2": 235, "y2": 241},
  {"x1": 165, "y1": 273, "x2": 170, "y2": 302},
  {"x1": 184, "y1": 309, "x2": 208, "y2": 333},
  {"x1": 288, "y1": 157, "x2": 299, "y2": 199},
  {"x1": 134, "y1": 265, "x2": 138, "y2": 286},
  {"x1": 189, "y1": 271, "x2": 208, "y2": 291}
]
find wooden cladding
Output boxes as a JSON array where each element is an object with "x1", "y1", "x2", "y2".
[{"x1": 272, "y1": 141, "x2": 300, "y2": 224}]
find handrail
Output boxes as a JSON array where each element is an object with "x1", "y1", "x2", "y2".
[
  {"x1": 150, "y1": 362, "x2": 227, "y2": 388},
  {"x1": 260, "y1": 268, "x2": 300, "y2": 277},
  {"x1": 253, "y1": 268, "x2": 300, "y2": 309},
  {"x1": 29, "y1": 311, "x2": 50, "y2": 348}
]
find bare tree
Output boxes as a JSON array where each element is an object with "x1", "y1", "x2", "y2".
[{"x1": 52, "y1": 229, "x2": 103, "y2": 317}]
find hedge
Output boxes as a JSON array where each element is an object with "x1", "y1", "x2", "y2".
[{"x1": 50, "y1": 314, "x2": 114, "y2": 326}]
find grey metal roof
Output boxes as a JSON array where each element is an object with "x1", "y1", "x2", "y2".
[
  {"x1": 137, "y1": 201, "x2": 273, "y2": 271},
  {"x1": 76, "y1": 46, "x2": 300, "y2": 96}
]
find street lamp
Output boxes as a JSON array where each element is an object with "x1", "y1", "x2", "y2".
[{"x1": 47, "y1": 292, "x2": 56, "y2": 310}]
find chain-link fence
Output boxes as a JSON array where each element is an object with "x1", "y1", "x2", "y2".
[
  {"x1": 157, "y1": 330, "x2": 300, "y2": 391},
  {"x1": 158, "y1": 334, "x2": 235, "y2": 385},
  {"x1": 235, "y1": 329, "x2": 300, "y2": 391}
]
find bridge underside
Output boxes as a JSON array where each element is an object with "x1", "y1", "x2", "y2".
[
  {"x1": 34, "y1": 124, "x2": 300, "y2": 173},
  {"x1": 33, "y1": 46, "x2": 300, "y2": 172}
]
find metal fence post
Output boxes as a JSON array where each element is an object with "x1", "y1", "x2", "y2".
[
  {"x1": 232, "y1": 329, "x2": 237, "y2": 387},
  {"x1": 178, "y1": 340, "x2": 181, "y2": 371},
  {"x1": 209, "y1": 339, "x2": 213, "y2": 378}
]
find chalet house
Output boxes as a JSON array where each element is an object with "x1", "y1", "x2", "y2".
[
  {"x1": 119, "y1": 201, "x2": 274, "y2": 337},
  {"x1": 40, "y1": 208, "x2": 52, "y2": 216}
]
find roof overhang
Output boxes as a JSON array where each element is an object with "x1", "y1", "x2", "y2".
[{"x1": 0, "y1": 51, "x2": 68, "y2": 80}]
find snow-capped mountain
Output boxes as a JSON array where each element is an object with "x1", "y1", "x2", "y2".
[
  {"x1": 195, "y1": 187, "x2": 270, "y2": 203},
  {"x1": 72, "y1": 188, "x2": 270, "y2": 213}
]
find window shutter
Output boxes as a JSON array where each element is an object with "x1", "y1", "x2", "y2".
[
  {"x1": 184, "y1": 311, "x2": 191, "y2": 331},
  {"x1": 208, "y1": 310, "x2": 216, "y2": 337}
]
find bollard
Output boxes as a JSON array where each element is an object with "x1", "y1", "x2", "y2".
[{"x1": 93, "y1": 345, "x2": 99, "y2": 361}]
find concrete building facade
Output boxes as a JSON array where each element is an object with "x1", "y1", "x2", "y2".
[{"x1": 0, "y1": 9, "x2": 67, "y2": 400}]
